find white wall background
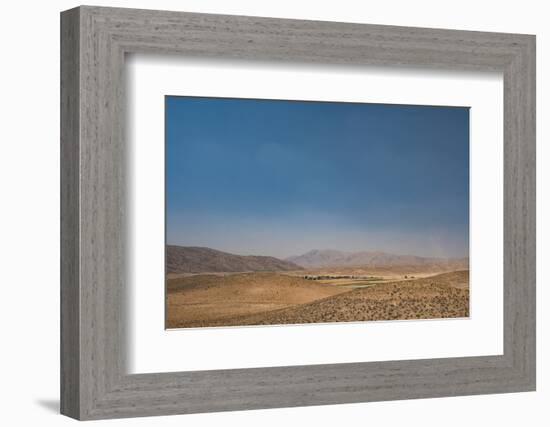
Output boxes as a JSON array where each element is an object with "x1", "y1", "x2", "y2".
[{"x1": 0, "y1": 0, "x2": 546, "y2": 425}]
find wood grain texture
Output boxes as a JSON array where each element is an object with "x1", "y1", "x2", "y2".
[
  {"x1": 60, "y1": 7, "x2": 80, "y2": 419},
  {"x1": 60, "y1": 5, "x2": 536, "y2": 420}
]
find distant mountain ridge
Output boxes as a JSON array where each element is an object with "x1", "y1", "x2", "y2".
[
  {"x1": 286, "y1": 249, "x2": 468, "y2": 269},
  {"x1": 167, "y1": 246, "x2": 303, "y2": 274}
]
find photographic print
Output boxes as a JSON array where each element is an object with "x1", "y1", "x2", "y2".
[{"x1": 165, "y1": 96, "x2": 469, "y2": 329}]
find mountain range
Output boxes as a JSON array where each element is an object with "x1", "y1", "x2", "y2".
[
  {"x1": 167, "y1": 246, "x2": 468, "y2": 274},
  {"x1": 286, "y1": 249, "x2": 468, "y2": 269}
]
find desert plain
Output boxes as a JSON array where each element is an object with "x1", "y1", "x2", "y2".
[{"x1": 166, "y1": 246, "x2": 469, "y2": 329}]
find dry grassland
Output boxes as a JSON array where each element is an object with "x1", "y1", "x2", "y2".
[{"x1": 166, "y1": 270, "x2": 469, "y2": 328}]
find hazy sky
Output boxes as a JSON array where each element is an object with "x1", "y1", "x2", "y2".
[{"x1": 166, "y1": 96, "x2": 469, "y2": 259}]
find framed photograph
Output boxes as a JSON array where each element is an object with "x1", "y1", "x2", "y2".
[
  {"x1": 61, "y1": 6, "x2": 535, "y2": 420},
  {"x1": 164, "y1": 96, "x2": 471, "y2": 329}
]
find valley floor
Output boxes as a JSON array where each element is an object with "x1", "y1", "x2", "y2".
[{"x1": 166, "y1": 270, "x2": 469, "y2": 329}]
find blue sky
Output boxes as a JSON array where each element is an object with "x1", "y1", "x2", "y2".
[{"x1": 166, "y1": 96, "x2": 469, "y2": 259}]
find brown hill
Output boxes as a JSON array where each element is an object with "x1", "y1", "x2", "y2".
[
  {"x1": 166, "y1": 246, "x2": 303, "y2": 274},
  {"x1": 168, "y1": 270, "x2": 469, "y2": 328},
  {"x1": 166, "y1": 272, "x2": 347, "y2": 328},
  {"x1": 224, "y1": 270, "x2": 469, "y2": 326}
]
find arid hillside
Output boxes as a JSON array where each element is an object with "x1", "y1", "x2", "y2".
[
  {"x1": 166, "y1": 270, "x2": 469, "y2": 328},
  {"x1": 229, "y1": 270, "x2": 469, "y2": 326},
  {"x1": 166, "y1": 246, "x2": 303, "y2": 274},
  {"x1": 166, "y1": 272, "x2": 347, "y2": 328}
]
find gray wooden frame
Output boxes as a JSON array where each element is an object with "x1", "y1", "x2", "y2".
[{"x1": 60, "y1": 5, "x2": 536, "y2": 420}]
